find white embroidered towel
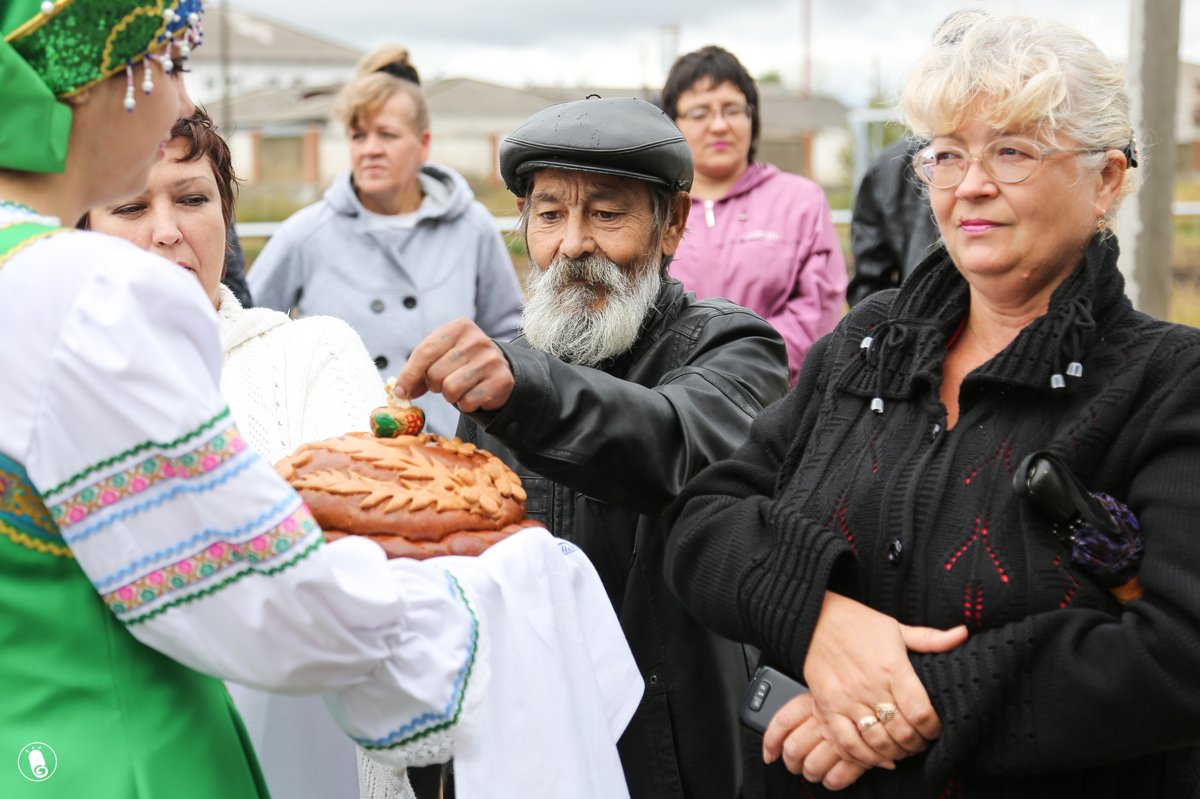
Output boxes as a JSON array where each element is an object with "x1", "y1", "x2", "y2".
[{"x1": 434, "y1": 527, "x2": 642, "y2": 799}]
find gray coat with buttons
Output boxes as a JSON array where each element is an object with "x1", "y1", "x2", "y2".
[
  {"x1": 248, "y1": 164, "x2": 524, "y2": 436},
  {"x1": 458, "y1": 278, "x2": 789, "y2": 799}
]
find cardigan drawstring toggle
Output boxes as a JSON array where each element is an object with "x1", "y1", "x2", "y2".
[
  {"x1": 1050, "y1": 297, "x2": 1095, "y2": 390},
  {"x1": 861, "y1": 321, "x2": 913, "y2": 414}
]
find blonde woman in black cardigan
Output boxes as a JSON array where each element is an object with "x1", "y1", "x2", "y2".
[{"x1": 667, "y1": 10, "x2": 1200, "y2": 798}]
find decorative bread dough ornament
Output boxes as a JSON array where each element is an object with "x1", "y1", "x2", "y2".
[{"x1": 371, "y1": 377, "x2": 426, "y2": 437}]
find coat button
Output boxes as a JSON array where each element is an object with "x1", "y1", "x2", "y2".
[
  {"x1": 370, "y1": 299, "x2": 385, "y2": 313},
  {"x1": 403, "y1": 296, "x2": 417, "y2": 309},
  {"x1": 886, "y1": 539, "x2": 904, "y2": 565},
  {"x1": 374, "y1": 355, "x2": 388, "y2": 370}
]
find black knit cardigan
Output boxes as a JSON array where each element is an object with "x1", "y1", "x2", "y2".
[{"x1": 667, "y1": 235, "x2": 1200, "y2": 797}]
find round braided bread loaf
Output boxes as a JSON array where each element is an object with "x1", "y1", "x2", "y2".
[{"x1": 275, "y1": 432, "x2": 536, "y2": 559}]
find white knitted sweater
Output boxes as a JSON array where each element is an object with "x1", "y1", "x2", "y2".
[
  {"x1": 217, "y1": 284, "x2": 385, "y2": 464},
  {"x1": 216, "y1": 285, "x2": 414, "y2": 799}
]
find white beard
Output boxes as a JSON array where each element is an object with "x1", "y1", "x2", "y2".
[{"x1": 521, "y1": 251, "x2": 663, "y2": 366}]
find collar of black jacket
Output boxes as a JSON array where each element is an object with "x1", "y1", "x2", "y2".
[{"x1": 836, "y1": 233, "x2": 1132, "y2": 406}]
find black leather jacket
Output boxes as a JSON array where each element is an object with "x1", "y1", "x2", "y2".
[
  {"x1": 848, "y1": 138, "x2": 940, "y2": 307},
  {"x1": 458, "y1": 278, "x2": 788, "y2": 799}
]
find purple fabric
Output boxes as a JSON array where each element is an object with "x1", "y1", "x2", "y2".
[
  {"x1": 1061, "y1": 492, "x2": 1144, "y2": 586},
  {"x1": 669, "y1": 162, "x2": 848, "y2": 384}
]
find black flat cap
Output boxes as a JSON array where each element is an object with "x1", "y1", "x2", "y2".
[{"x1": 499, "y1": 96, "x2": 693, "y2": 196}]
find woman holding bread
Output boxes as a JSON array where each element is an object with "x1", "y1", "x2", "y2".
[
  {"x1": 0, "y1": 3, "x2": 637, "y2": 799},
  {"x1": 86, "y1": 107, "x2": 384, "y2": 799}
]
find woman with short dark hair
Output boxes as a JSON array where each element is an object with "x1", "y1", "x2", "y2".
[{"x1": 662, "y1": 45, "x2": 847, "y2": 384}]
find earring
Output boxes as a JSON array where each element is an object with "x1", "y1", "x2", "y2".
[{"x1": 1097, "y1": 217, "x2": 1108, "y2": 233}]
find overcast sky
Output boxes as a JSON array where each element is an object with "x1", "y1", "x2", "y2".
[{"x1": 231, "y1": 0, "x2": 1198, "y2": 106}]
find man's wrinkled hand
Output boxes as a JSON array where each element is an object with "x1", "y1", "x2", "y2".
[{"x1": 395, "y1": 318, "x2": 515, "y2": 413}]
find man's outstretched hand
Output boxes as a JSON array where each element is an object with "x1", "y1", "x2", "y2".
[{"x1": 395, "y1": 318, "x2": 515, "y2": 413}]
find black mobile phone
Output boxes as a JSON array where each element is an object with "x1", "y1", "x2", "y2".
[{"x1": 739, "y1": 666, "x2": 809, "y2": 734}]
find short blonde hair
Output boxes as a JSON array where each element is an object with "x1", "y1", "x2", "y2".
[
  {"x1": 902, "y1": 11, "x2": 1139, "y2": 208},
  {"x1": 333, "y1": 45, "x2": 430, "y2": 133}
]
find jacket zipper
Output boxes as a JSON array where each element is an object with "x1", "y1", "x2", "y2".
[{"x1": 704, "y1": 200, "x2": 715, "y2": 228}]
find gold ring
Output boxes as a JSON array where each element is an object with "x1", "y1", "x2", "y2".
[
  {"x1": 876, "y1": 702, "x2": 898, "y2": 723},
  {"x1": 856, "y1": 715, "x2": 879, "y2": 733}
]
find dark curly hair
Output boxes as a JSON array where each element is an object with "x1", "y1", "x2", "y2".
[
  {"x1": 168, "y1": 108, "x2": 239, "y2": 231},
  {"x1": 77, "y1": 108, "x2": 239, "y2": 235}
]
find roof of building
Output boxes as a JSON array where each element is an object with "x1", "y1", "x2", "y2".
[
  {"x1": 223, "y1": 77, "x2": 847, "y2": 135},
  {"x1": 190, "y1": 6, "x2": 363, "y2": 65}
]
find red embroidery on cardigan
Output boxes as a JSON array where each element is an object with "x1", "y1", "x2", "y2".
[
  {"x1": 944, "y1": 517, "x2": 1010, "y2": 582},
  {"x1": 962, "y1": 440, "x2": 1015, "y2": 485},
  {"x1": 961, "y1": 580, "x2": 986, "y2": 631},
  {"x1": 938, "y1": 776, "x2": 966, "y2": 799},
  {"x1": 826, "y1": 494, "x2": 858, "y2": 555},
  {"x1": 1054, "y1": 554, "x2": 1079, "y2": 607}
]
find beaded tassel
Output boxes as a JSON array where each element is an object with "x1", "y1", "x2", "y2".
[
  {"x1": 141, "y1": 57, "x2": 153, "y2": 94},
  {"x1": 123, "y1": 65, "x2": 136, "y2": 111}
]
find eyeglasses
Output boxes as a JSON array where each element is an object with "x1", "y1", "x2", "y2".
[
  {"x1": 676, "y1": 103, "x2": 753, "y2": 124},
  {"x1": 913, "y1": 137, "x2": 1102, "y2": 189}
]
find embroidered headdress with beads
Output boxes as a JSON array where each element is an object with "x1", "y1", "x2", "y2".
[{"x1": 0, "y1": 0, "x2": 204, "y2": 174}]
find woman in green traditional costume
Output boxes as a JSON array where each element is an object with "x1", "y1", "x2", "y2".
[{"x1": 0, "y1": 3, "x2": 493, "y2": 796}]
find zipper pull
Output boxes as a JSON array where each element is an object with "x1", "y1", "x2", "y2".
[{"x1": 704, "y1": 200, "x2": 715, "y2": 228}]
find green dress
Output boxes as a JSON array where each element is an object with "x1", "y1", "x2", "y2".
[
  {"x1": 0, "y1": 451, "x2": 269, "y2": 798},
  {"x1": 0, "y1": 223, "x2": 267, "y2": 797}
]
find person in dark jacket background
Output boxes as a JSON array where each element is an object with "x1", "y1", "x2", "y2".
[
  {"x1": 221, "y1": 226, "x2": 253, "y2": 307},
  {"x1": 396, "y1": 96, "x2": 789, "y2": 798},
  {"x1": 847, "y1": 137, "x2": 939, "y2": 306}
]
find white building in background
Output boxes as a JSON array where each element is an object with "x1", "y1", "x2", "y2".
[
  {"x1": 186, "y1": 6, "x2": 363, "y2": 114},
  {"x1": 190, "y1": 8, "x2": 851, "y2": 199}
]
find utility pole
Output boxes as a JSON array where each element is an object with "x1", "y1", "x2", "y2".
[
  {"x1": 800, "y1": 0, "x2": 811, "y2": 96},
  {"x1": 219, "y1": 0, "x2": 232, "y2": 133},
  {"x1": 1118, "y1": 0, "x2": 1180, "y2": 318},
  {"x1": 659, "y1": 24, "x2": 680, "y2": 85}
]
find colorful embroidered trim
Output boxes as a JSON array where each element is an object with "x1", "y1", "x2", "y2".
[
  {"x1": 43, "y1": 406, "x2": 231, "y2": 499},
  {"x1": 62, "y1": 453, "x2": 256, "y2": 546},
  {"x1": 0, "y1": 454, "x2": 71, "y2": 558},
  {"x1": 93, "y1": 495, "x2": 300, "y2": 591},
  {"x1": 51, "y1": 425, "x2": 246, "y2": 529},
  {"x1": 106, "y1": 504, "x2": 321, "y2": 622},
  {"x1": 358, "y1": 571, "x2": 479, "y2": 750}
]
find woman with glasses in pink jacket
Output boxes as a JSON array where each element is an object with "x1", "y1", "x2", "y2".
[{"x1": 662, "y1": 46, "x2": 848, "y2": 384}]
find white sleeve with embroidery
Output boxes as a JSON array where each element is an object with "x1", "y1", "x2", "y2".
[{"x1": 21, "y1": 242, "x2": 485, "y2": 768}]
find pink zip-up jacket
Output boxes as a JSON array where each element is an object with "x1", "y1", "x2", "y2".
[{"x1": 670, "y1": 161, "x2": 847, "y2": 383}]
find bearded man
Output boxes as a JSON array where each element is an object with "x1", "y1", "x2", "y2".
[{"x1": 397, "y1": 96, "x2": 789, "y2": 798}]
